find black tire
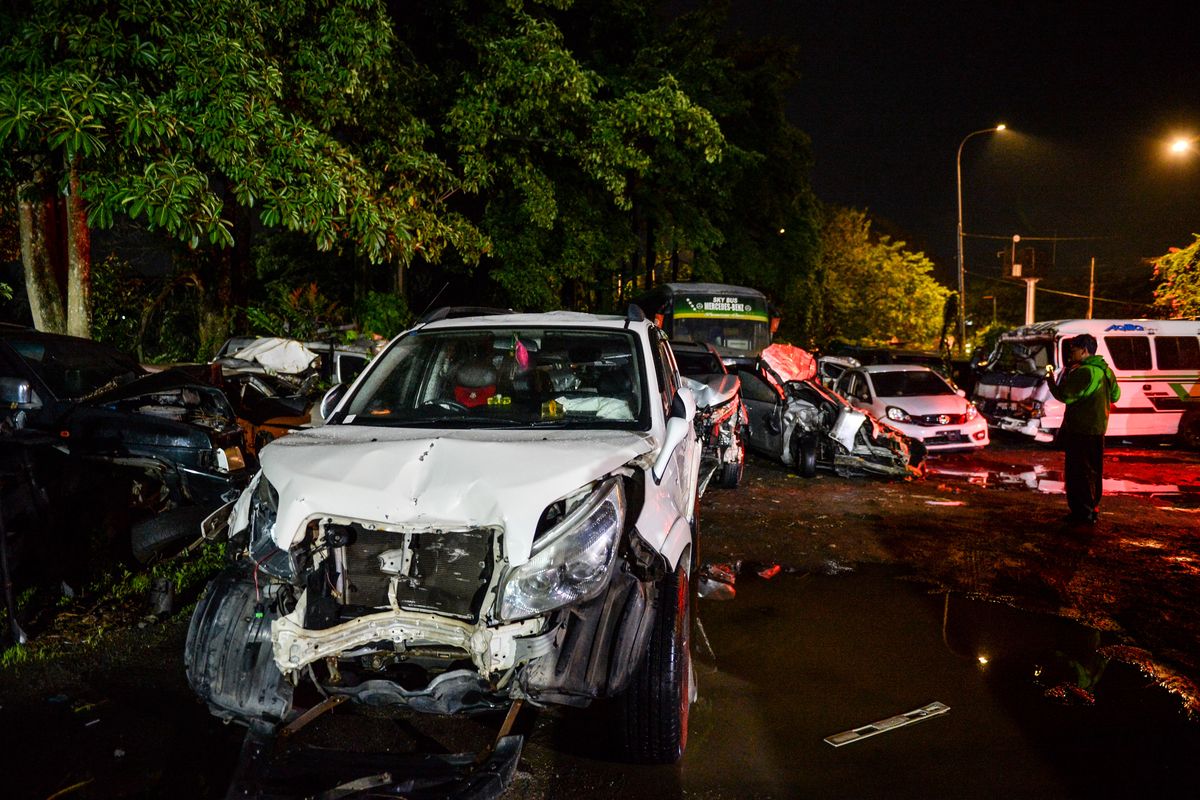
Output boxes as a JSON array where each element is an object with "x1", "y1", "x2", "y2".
[
  {"x1": 1178, "y1": 410, "x2": 1200, "y2": 450},
  {"x1": 718, "y1": 458, "x2": 743, "y2": 489},
  {"x1": 616, "y1": 562, "x2": 692, "y2": 764},
  {"x1": 790, "y1": 431, "x2": 818, "y2": 478},
  {"x1": 130, "y1": 504, "x2": 211, "y2": 564}
]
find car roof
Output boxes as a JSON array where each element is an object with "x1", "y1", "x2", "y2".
[
  {"x1": 857, "y1": 364, "x2": 939, "y2": 374},
  {"x1": 417, "y1": 310, "x2": 638, "y2": 332}
]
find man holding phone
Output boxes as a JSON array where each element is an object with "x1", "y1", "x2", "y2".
[{"x1": 1047, "y1": 334, "x2": 1120, "y2": 525}]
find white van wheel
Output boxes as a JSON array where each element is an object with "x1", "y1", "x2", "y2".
[{"x1": 1178, "y1": 410, "x2": 1200, "y2": 450}]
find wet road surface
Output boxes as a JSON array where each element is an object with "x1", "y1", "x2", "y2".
[
  {"x1": 4, "y1": 438, "x2": 1198, "y2": 798},
  {"x1": 517, "y1": 567, "x2": 1199, "y2": 799}
]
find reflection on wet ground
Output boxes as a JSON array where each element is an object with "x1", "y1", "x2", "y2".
[
  {"x1": 924, "y1": 444, "x2": 1200, "y2": 506},
  {"x1": 528, "y1": 568, "x2": 1200, "y2": 799}
]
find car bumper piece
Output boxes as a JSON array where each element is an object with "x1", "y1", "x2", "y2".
[{"x1": 226, "y1": 718, "x2": 524, "y2": 800}]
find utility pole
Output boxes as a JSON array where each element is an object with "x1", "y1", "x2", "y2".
[{"x1": 1087, "y1": 256, "x2": 1095, "y2": 319}]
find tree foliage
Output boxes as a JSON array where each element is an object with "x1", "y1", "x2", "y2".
[
  {"x1": 0, "y1": 0, "x2": 483, "y2": 264},
  {"x1": 1151, "y1": 235, "x2": 1200, "y2": 318},
  {"x1": 817, "y1": 207, "x2": 950, "y2": 348},
  {"x1": 2, "y1": 0, "x2": 829, "y2": 348}
]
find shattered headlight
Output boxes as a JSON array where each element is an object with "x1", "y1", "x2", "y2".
[
  {"x1": 886, "y1": 406, "x2": 912, "y2": 423},
  {"x1": 496, "y1": 478, "x2": 625, "y2": 622},
  {"x1": 246, "y1": 473, "x2": 295, "y2": 580}
]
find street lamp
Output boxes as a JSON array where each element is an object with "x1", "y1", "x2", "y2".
[
  {"x1": 956, "y1": 123, "x2": 1006, "y2": 355},
  {"x1": 1168, "y1": 134, "x2": 1196, "y2": 156}
]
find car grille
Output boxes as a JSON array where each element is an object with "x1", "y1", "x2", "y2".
[
  {"x1": 924, "y1": 431, "x2": 970, "y2": 446},
  {"x1": 342, "y1": 526, "x2": 494, "y2": 621},
  {"x1": 913, "y1": 413, "x2": 967, "y2": 426}
]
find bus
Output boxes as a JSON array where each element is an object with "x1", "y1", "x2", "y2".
[
  {"x1": 970, "y1": 319, "x2": 1200, "y2": 446},
  {"x1": 632, "y1": 283, "x2": 778, "y2": 366}
]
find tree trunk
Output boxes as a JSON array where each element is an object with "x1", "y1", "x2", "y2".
[
  {"x1": 65, "y1": 156, "x2": 92, "y2": 339},
  {"x1": 198, "y1": 249, "x2": 234, "y2": 360},
  {"x1": 17, "y1": 176, "x2": 67, "y2": 334}
]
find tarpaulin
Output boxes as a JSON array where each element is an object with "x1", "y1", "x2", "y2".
[
  {"x1": 761, "y1": 343, "x2": 817, "y2": 384},
  {"x1": 226, "y1": 338, "x2": 320, "y2": 375}
]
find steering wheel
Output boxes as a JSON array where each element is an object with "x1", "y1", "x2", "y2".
[{"x1": 422, "y1": 398, "x2": 470, "y2": 414}]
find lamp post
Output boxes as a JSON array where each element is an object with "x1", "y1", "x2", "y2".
[{"x1": 956, "y1": 124, "x2": 1006, "y2": 354}]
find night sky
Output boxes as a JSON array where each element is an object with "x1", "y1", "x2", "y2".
[{"x1": 724, "y1": 1, "x2": 1200, "y2": 317}]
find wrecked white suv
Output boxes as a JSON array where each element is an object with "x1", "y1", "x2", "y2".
[{"x1": 186, "y1": 309, "x2": 702, "y2": 764}]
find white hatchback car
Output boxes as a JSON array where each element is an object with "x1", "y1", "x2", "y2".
[
  {"x1": 186, "y1": 309, "x2": 703, "y2": 772},
  {"x1": 835, "y1": 364, "x2": 989, "y2": 451}
]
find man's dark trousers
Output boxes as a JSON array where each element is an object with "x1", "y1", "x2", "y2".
[{"x1": 1060, "y1": 430, "x2": 1104, "y2": 518}]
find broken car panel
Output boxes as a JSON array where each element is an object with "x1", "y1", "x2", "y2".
[
  {"x1": 0, "y1": 328, "x2": 250, "y2": 565},
  {"x1": 673, "y1": 340, "x2": 747, "y2": 490},
  {"x1": 739, "y1": 343, "x2": 919, "y2": 478},
  {"x1": 187, "y1": 310, "x2": 703, "y2": 768}
]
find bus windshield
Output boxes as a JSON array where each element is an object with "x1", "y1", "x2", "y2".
[{"x1": 671, "y1": 291, "x2": 771, "y2": 358}]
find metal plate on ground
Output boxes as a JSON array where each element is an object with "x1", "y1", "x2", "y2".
[{"x1": 824, "y1": 701, "x2": 950, "y2": 747}]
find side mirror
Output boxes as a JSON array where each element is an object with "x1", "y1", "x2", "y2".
[
  {"x1": 652, "y1": 385, "x2": 697, "y2": 483},
  {"x1": 319, "y1": 383, "x2": 349, "y2": 421},
  {"x1": 0, "y1": 378, "x2": 39, "y2": 409},
  {"x1": 956, "y1": 388, "x2": 966, "y2": 398}
]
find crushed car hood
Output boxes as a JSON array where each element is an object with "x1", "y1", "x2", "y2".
[
  {"x1": 761, "y1": 343, "x2": 817, "y2": 384},
  {"x1": 87, "y1": 368, "x2": 225, "y2": 404},
  {"x1": 259, "y1": 426, "x2": 654, "y2": 564}
]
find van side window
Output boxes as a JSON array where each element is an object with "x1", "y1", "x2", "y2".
[
  {"x1": 1104, "y1": 337, "x2": 1150, "y2": 370},
  {"x1": 1154, "y1": 336, "x2": 1200, "y2": 370}
]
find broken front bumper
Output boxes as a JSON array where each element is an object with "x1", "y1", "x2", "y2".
[{"x1": 992, "y1": 415, "x2": 1058, "y2": 442}]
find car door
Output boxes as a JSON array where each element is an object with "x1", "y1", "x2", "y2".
[
  {"x1": 737, "y1": 368, "x2": 785, "y2": 456},
  {"x1": 839, "y1": 371, "x2": 872, "y2": 412},
  {"x1": 652, "y1": 331, "x2": 701, "y2": 517}
]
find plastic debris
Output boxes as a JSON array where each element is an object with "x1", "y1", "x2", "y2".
[
  {"x1": 825, "y1": 701, "x2": 950, "y2": 747},
  {"x1": 698, "y1": 562, "x2": 738, "y2": 600}
]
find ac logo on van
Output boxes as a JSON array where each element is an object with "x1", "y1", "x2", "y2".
[{"x1": 1104, "y1": 323, "x2": 1145, "y2": 331}]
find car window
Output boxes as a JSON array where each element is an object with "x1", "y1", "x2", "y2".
[
  {"x1": 3, "y1": 334, "x2": 144, "y2": 399},
  {"x1": 1103, "y1": 337, "x2": 1150, "y2": 371},
  {"x1": 655, "y1": 333, "x2": 680, "y2": 415},
  {"x1": 342, "y1": 327, "x2": 648, "y2": 430},
  {"x1": 853, "y1": 374, "x2": 872, "y2": 402},
  {"x1": 738, "y1": 370, "x2": 781, "y2": 403},
  {"x1": 869, "y1": 370, "x2": 955, "y2": 397},
  {"x1": 836, "y1": 372, "x2": 856, "y2": 397},
  {"x1": 338, "y1": 354, "x2": 370, "y2": 383},
  {"x1": 673, "y1": 348, "x2": 723, "y2": 377},
  {"x1": 1154, "y1": 336, "x2": 1200, "y2": 370}
]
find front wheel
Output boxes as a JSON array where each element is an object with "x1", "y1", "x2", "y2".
[
  {"x1": 616, "y1": 562, "x2": 692, "y2": 764},
  {"x1": 1178, "y1": 410, "x2": 1200, "y2": 450},
  {"x1": 790, "y1": 431, "x2": 818, "y2": 478},
  {"x1": 718, "y1": 457, "x2": 743, "y2": 489}
]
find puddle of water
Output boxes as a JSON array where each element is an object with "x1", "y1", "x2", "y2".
[
  {"x1": 676, "y1": 570, "x2": 1199, "y2": 799},
  {"x1": 927, "y1": 463, "x2": 1200, "y2": 499}
]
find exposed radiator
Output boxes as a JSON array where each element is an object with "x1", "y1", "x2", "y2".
[{"x1": 341, "y1": 526, "x2": 493, "y2": 621}]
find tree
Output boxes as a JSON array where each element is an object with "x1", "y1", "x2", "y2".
[
  {"x1": 1151, "y1": 235, "x2": 1200, "y2": 318},
  {"x1": 0, "y1": 0, "x2": 484, "y2": 337},
  {"x1": 424, "y1": 1, "x2": 727, "y2": 310},
  {"x1": 817, "y1": 207, "x2": 950, "y2": 348}
]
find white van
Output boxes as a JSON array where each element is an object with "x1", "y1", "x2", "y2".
[{"x1": 971, "y1": 319, "x2": 1200, "y2": 446}]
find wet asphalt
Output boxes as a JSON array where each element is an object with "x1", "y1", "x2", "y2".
[
  {"x1": 5, "y1": 440, "x2": 1199, "y2": 799},
  {"x1": 517, "y1": 568, "x2": 1199, "y2": 799}
]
